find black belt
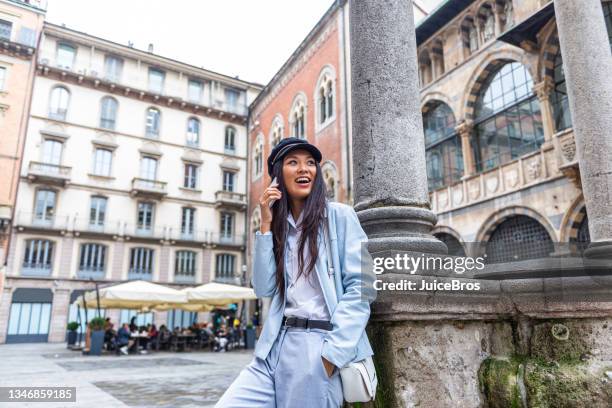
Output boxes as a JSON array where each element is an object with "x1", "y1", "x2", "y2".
[{"x1": 282, "y1": 316, "x2": 333, "y2": 331}]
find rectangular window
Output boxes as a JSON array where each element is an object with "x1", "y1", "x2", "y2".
[
  {"x1": 215, "y1": 254, "x2": 235, "y2": 280},
  {"x1": 42, "y1": 139, "x2": 62, "y2": 165},
  {"x1": 89, "y1": 196, "x2": 107, "y2": 228},
  {"x1": 183, "y1": 164, "x2": 198, "y2": 189},
  {"x1": 145, "y1": 108, "x2": 160, "y2": 137},
  {"x1": 187, "y1": 80, "x2": 203, "y2": 103},
  {"x1": 0, "y1": 67, "x2": 6, "y2": 91},
  {"x1": 224, "y1": 127, "x2": 236, "y2": 152},
  {"x1": 34, "y1": 189, "x2": 56, "y2": 224},
  {"x1": 93, "y1": 148, "x2": 112, "y2": 176},
  {"x1": 181, "y1": 207, "x2": 195, "y2": 236},
  {"x1": 129, "y1": 247, "x2": 154, "y2": 279},
  {"x1": 166, "y1": 309, "x2": 196, "y2": 330},
  {"x1": 56, "y1": 43, "x2": 76, "y2": 70},
  {"x1": 0, "y1": 19, "x2": 12, "y2": 41},
  {"x1": 225, "y1": 88, "x2": 240, "y2": 113},
  {"x1": 222, "y1": 171, "x2": 234, "y2": 192},
  {"x1": 140, "y1": 157, "x2": 158, "y2": 180},
  {"x1": 148, "y1": 68, "x2": 165, "y2": 94},
  {"x1": 175, "y1": 251, "x2": 196, "y2": 277},
  {"x1": 22, "y1": 240, "x2": 54, "y2": 275},
  {"x1": 220, "y1": 212, "x2": 233, "y2": 238},
  {"x1": 104, "y1": 55, "x2": 123, "y2": 82},
  {"x1": 137, "y1": 202, "x2": 154, "y2": 233},
  {"x1": 7, "y1": 302, "x2": 52, "y2": 338},
  {"x1": 79, "y1": 244, "x2": 106, "y2": 273}
]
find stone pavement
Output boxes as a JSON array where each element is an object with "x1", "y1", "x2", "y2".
[{"x1": 0, "y1": 343, "x2": 253, "y2": 407}]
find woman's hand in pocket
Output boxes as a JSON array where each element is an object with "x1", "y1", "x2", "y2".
[{"x1": 322, "y1": 356, "x2": 335, "y2": 378}]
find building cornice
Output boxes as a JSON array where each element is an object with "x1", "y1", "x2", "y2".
[{"x1": 42, "y1": 22, "x2": 263, "y2": 91}]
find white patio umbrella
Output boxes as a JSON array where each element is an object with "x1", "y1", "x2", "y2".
[
  {"x1": 185, "y1": 282, "x2": 257, "y2": 307},
  {"x1": 74, "y1": 280, "x2": 187, "y2": 310}
]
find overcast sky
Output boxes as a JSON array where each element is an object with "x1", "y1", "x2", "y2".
[{"x1": 46, "y1": 0, "x2": 442, "y2": 85}]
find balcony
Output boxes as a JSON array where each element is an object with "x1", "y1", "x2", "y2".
[
  {"x1": 14, "y1": 212, "x2": 69, "y2": 231},
  {"x1": 27, "y1": 162, "x2": 71, "y2": 186},
  {"x1": 128, "y1": 269, "x2": 152, "y2": 281},
  {"x1": 21, "y1": 263, "x2": 51, "y2": 277},
  {"x1": 77, "y1": 267, "x2": 106, "y2": 280},
  {"x1": 164, "y1": 228, "x2": 245, "y2": 247},
  {"x1": 131, "y1": 178, "x2": 167, "y2": 199},
  {"x1": 211, "y1": 233, "x2": 246, "y2": 247},
  {"x1": 214, "y1": 275, "x2": 241, "y2": 285},
  {"x1": 215, "y1": 191, "x2": 247, "y2": 210},
  {"x1": 174, "y1": 274, "x2": 196, "y2": 284}
]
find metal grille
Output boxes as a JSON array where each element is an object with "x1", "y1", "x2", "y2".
[
  {"x1": 485, "y1": 216, "x2": 554, "y2": 263},
  {"x1": 435, "y1": 233, "x2": 466, "y2": 257}
]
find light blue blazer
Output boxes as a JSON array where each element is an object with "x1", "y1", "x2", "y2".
[{"x1": 252, "y1": 201, "x2": 376, "y2": 369}]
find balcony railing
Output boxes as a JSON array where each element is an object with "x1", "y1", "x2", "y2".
[
  {"x1": 128, "y1": 269, "x2": 152, "y2": 281},
  {"x1": 174, "y1": 274, "x2": 196, "y2": 284},
  {"x1": 214, "y1": 275, "x2": 241, "y2": 285},
  {"x1": 27, "y1": 162, "x2": 71, "y2": 185},
  {"x1": 21, "y1": 263, "x2": 51, "y2": 277},
  {"x1": 165, "y1": 227, "x2": 245, "y2": 246},
  {"x1": 77, "y1": 267, "x2": 106, "y2": 280},
  {"x1": 131, "y1": 178, "x2": 167, "y2": 198},
  {"x1": 15, "y1": 212, "x2": 69, "y2": 230},
  {"x1": 215, "y1": 191, "x2": 247, "y2": 209}
]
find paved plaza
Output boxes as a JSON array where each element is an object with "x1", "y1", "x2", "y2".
[{"x1": 0, "y1": 343, "x2": 253, "y2": 407}]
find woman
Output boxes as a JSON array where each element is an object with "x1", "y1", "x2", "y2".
[{"x1": 216, "y1": 138, "x2": 375, "y2": 407}]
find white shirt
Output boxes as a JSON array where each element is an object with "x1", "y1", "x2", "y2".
[{"x1": 282, "y1": 211, "x2": 330, "y2": 320}]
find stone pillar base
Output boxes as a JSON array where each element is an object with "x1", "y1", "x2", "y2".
[{"x1": 584, "y1": 241, "x2": 612, "y2": 259}]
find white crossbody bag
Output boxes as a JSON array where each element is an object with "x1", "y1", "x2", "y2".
[{"x1": 324, "y1": 221, "x2": 378, "y2": 403}]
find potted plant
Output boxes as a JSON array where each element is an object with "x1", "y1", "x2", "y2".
[
  {"x1": 244, "y1": 323, "x2": 256, "y2": 349},
  {"x1": 66, "y1": 321, "x2": 79, "y2": 347},
  {"x1": 88, "y1": 317, "x2": 106, "y2": 356}
]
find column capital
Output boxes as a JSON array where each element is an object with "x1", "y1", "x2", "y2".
[
  {"x1": 533, "y1": 79, "x2": 555, "y2": 100},
  {"x1": 455, "y1": 120, "x2": 474, "y2": 136}
]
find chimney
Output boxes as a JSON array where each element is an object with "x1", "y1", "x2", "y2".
[{"x1": 147, "y1": 43, "x2": 154, "y2": 53}]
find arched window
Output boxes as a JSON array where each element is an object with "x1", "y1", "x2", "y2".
[
  {"x1": 551, "y1": 51, "x2": 572, "y2": 132},
  {"x1": 316, "y1": 71, "x2": 335, "y2": 125},
  {"x1": 478, "y1": 4, "x2": 495, "y2": 43},
  {"x1": 225, "y1": 126, "x2": 236, "y2": 153},
  {"x1": 145, "y1": 107, "x2": 161, "y2": 138},
  {"x1": 501, "y1": 0, "x2": 514, "y2": 31},
  {"x1": 576, "y1": 213, "x2": 591, "y2": 255},
  {"x1": 186, "y1": 117, "x2": 200, "y2": 146},
  {"x1": 100, "y1": 97, "x2": 118, "y2": 130},
  {"x1": 604, "y1": 1, "x2": 612, "y2": 50},
  {"x1": 49, "y1": 86, "x2": 70, "y2": 121},
  {"x1": 485, "y1": 215, "x2": 554, "y2": 263},
  {"x1": 419, "y1": 51, "x2": 433, "y2": 86},
  {"x1": 253, "y1": 135, "x2": 263, "y2": 178},
  {"x1": 322, "y1": 162, "x2": 338, "y2": 201},
  {"x1": 473, "y1": 62, "x2": 543, "y2": 171},
  {"x1": 270, "y1": 117, "x2": 283, "y2": 148},
  {"x1": 422, "y1": 102, "x2": 463, "y2": 190},
  {"x1": 290, "y1": 96, "x2": 306, "y2": 139},
  {"x1": 434, "y1": 233, "x2": 466, "y2": 256}
]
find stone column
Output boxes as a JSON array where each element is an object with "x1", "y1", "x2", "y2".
[
  {"x1": 456, "y1": 121, "x2": 477, "y2": 178},
  {"x1": 533, "y1": 79, "x2": 556, "y2": 143},
  {"x1": 554, "y1": 0, "x2": 612, "y2": 258},
  {"x1": 349, "y1": 0, "x2": 445, "y2": 254}
]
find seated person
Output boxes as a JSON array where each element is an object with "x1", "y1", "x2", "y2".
[
  {"x1": 116, "y1": 323, "x2": 134, "y2": 355},
  {"x1": 215, "y1": 323, "x2": 229, "y2": 352}
]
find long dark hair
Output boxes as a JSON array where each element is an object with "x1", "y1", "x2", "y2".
[{"x1": 269, "y1": 158, "x2": 327, "y2": 304}]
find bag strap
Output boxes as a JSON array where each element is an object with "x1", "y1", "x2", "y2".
[{"x1": 324, "y1": 219, "x2": 337, "y2": 297}]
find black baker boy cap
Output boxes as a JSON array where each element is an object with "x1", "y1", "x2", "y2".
[{"x1": 267, "y1": 137, "x2": 322, "y2": 177}]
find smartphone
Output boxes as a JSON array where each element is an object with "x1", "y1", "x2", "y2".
[{"x1": 268, "y1": 177, "x2": 279, "y2": 208}]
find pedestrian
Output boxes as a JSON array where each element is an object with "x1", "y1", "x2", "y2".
[{"x1": 216, "y1": 137, "x2": 376, "y2": 407}]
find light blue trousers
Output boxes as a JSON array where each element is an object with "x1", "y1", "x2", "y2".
[{"x1": 215, "y1": 326, "x2": 343, "y2": 407}]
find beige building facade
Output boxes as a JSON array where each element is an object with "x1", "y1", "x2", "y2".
[
  {"x1": 0, "y1": 0, "x2": 45, "y2": 289},
  {"x1": 0, "y1": 22, "x2": 261, "y2": 343}
]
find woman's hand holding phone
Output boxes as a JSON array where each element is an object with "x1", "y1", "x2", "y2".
[{"x1": 259, "y1": 177, "x2": 281, "y2": 233}]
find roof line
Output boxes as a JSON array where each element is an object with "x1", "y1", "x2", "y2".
[
  {"x1": 249, "y1": 0, "x2": 342, "y2": 110},
  {"x1": 43, "y1": 21, "x2": 264, "y2": 89}
]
